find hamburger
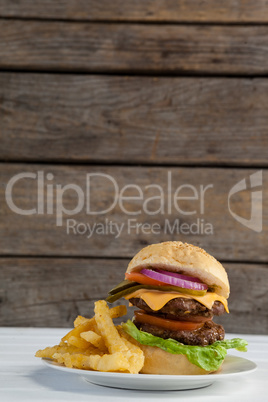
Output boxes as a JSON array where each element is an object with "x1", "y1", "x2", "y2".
[{"x1": 107, "y1": 241, "x2": 247, "y2": 375}]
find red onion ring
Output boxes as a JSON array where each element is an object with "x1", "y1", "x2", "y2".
[
  {"x1": 155, "y1": 269, "x2": 203, "y2": 283},
  {"x1": 141, "y1": 268, "x2": 208, "y2": 291}
]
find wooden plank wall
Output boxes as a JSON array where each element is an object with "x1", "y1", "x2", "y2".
[{"x1": 0, "y1": 2, "x2": 267, "y2": 334}]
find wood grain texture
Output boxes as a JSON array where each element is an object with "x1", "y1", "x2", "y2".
[
  {"x1": 1, "y1": 0, "x2": 268, "y2": 23},
  {"x1": 1, "y1": 164, "x2": 266, "y2": 261},
  {"x1": 1, "y1": 73, "x2": 268, "y2": 166},
  {"x1": 1, "y1": 20, "x2": 268, "y2": 74},
  {"x1": 0, "y1": 257, "x2": 267, "y2": 333},
  {"x1": 0, "y1": 258, "x2": 127, "y2": 327}
]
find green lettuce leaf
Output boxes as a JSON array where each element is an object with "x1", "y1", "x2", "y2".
[{"x1": 122, "y1": 320, "x2": 248, "y2": 372}]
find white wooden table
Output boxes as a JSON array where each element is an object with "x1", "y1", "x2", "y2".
[{"x1": 1, "y1": 328, "x2": 267, "y2": 402}]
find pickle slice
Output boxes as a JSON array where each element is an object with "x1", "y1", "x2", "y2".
[
  {"x1": 108, "y1": 279, "x2": 139, "y2": 295},
  {"x1": 106, "y1": 284, "x2": 145, "y2": 303}
]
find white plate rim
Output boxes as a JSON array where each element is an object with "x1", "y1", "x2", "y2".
[{"x1": 42, "y1": 354, "x2": 257, "y2": 381}]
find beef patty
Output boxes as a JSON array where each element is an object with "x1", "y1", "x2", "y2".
[
  {"x1": 134, "y1": 319, "x2": 225, "y2": 346},
  {"x1": 129, "y1": 297, "x2": 225, "y2": 320}
]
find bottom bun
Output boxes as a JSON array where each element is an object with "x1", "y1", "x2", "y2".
[{"x1": 138, "y1": 344, "x2": 221, "y2": 375}]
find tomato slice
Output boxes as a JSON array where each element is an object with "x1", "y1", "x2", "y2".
[
  {"x1": 125, "y1": 272, "x2": 164, "y2": 287},
  {"x1": 134, "y1": 311, "x2": 204, "y2": 331}
]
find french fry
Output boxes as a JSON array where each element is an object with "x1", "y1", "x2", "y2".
[
  {"x1": 109, "y1": 304, "x2": 127, "y2": 319},
  {"x1": 35, "y1": 344, "x2": 78, "y2": 359},
  {"x1": 68, "y1": 336, "x2": 90, "y2": 350},
  {"x1": 83, "y1": 346, "x2": 106, "y2": 356},
  {"x1": 53, "y1": 352, "x2": 73, "y2": 368},
  {"x1": 88, "y1": 352, "x2": 130, "y2": 372},
  {"x1": 73, "y1": 305, "x2": 127, "y2": 328},
  {"x1": 61, "y1": 319, "x2": 95, "y2": 343},
  {"x1": 53, "y1": 352, "x2": 130, "y2": 372},
  {"x1": 118, "y1": 326, "x2": 145, "y2": 374},
  {"x1": 94, "y1": 300, "x2": 128, "y2": 354},
  {"x1": 74, "y1": 315, "x2": 91, "y2": 327},
  {"x1": 80, "y1": 330, "x2": 107, "y2": 351},
  {"x1": 36, "y1": 300, "x2": 144, "y2": 374},
  {"x1": 80, "y1": 330, "x2": 101, "y2": 344},
  {"x1": 92, "y1": 321, "x2": 101, "y2": 335},
  {"x1": 36, "y1": 342, "x2": 104, "y2": 362}
]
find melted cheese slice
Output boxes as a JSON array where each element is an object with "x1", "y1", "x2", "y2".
[{"x1": 125, "y1": 289, "x2": 229, "y2": 313}]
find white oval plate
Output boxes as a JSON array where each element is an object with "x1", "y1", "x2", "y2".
[{"x1": 43, "y1": 355, "x2": 257, "y2": 391}]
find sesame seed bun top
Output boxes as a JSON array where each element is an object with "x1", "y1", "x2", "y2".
[{"x1": 126, "y1": 241, "x2": 230, "y2": 298}]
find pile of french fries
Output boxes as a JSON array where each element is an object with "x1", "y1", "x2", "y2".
[{"x1": 35, "y1": 300, "x2": 144, "y2": 374}]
